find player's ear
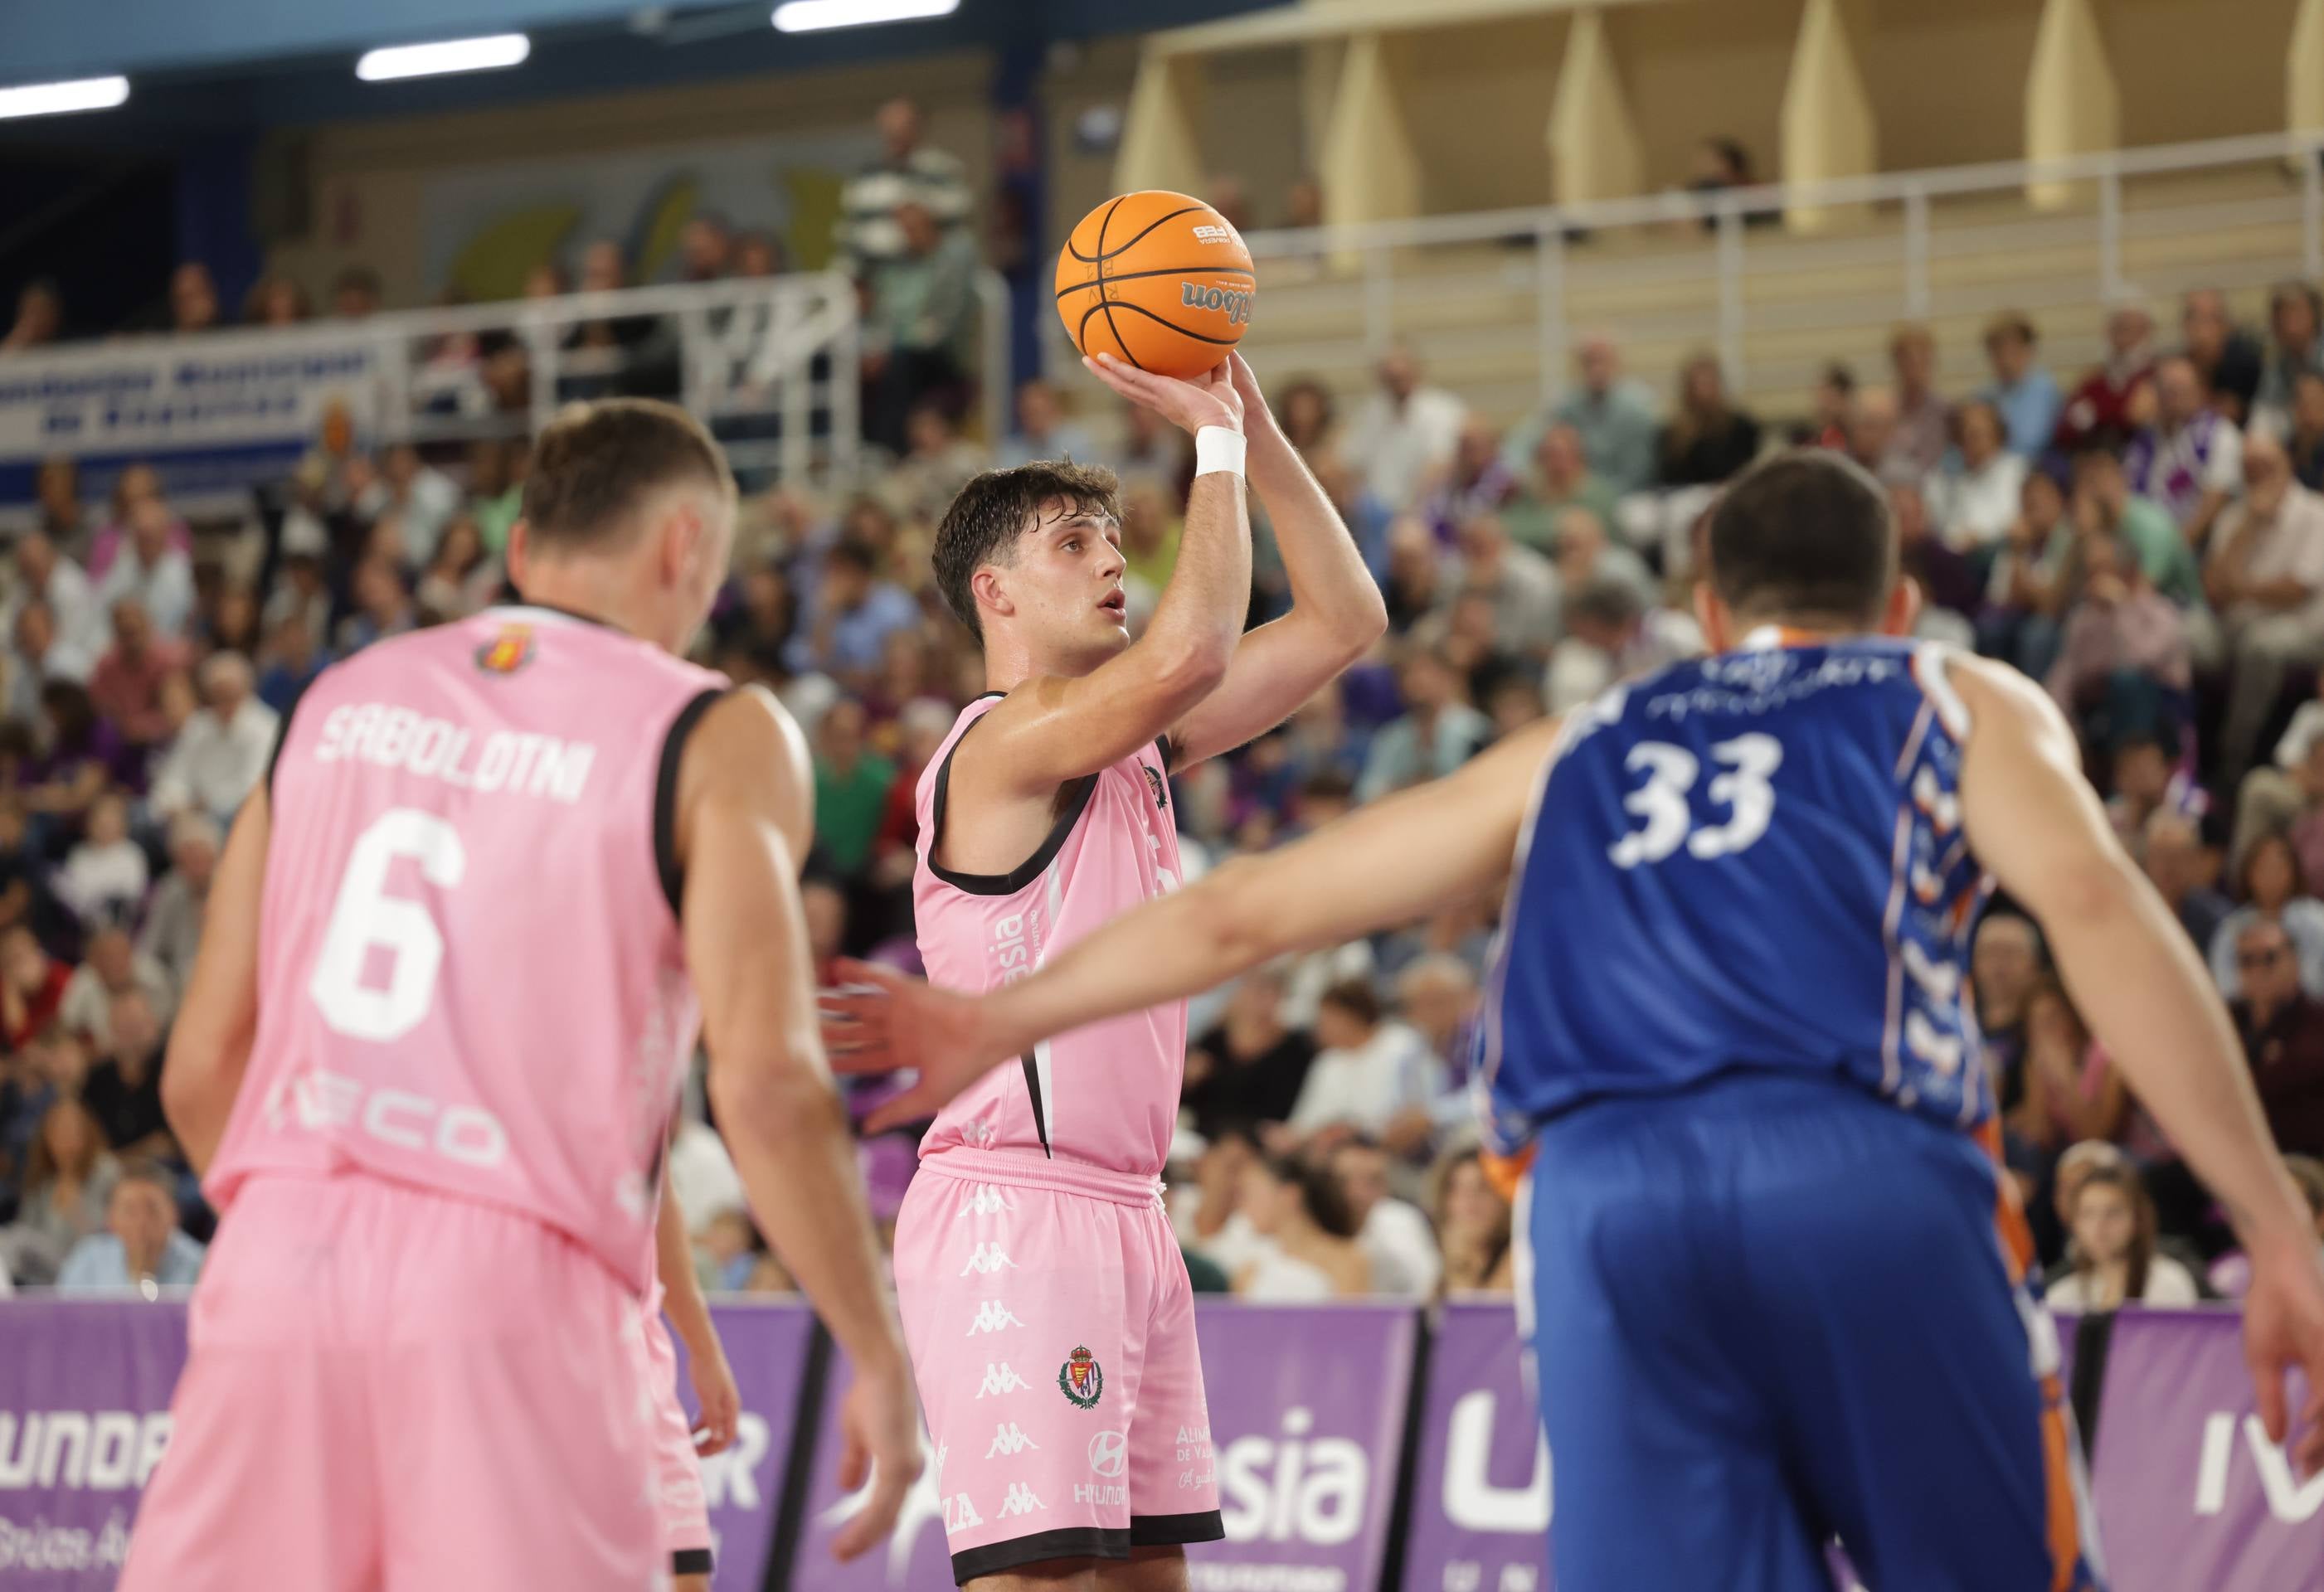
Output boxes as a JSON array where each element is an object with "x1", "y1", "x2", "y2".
[
  {"x1": 1692, "y1": 580, "x2": 1729, "y2": 653},
  {"x1": 1882, "y1": 577, "x2": 1922, "y2": 638},
  {"x1": 659, "y1": 502, "x2": 705, "y2": 588},
  {"x1": 971, "y1": 565, "x2": 1014, "y2": 625}
]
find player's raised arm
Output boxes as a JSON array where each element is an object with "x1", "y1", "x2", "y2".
[
  {"x1": 1160, "y1": 353, "x2": 1388, "y2": 771},
  {"x1": 673, "y1": 685, "x2": 920, "y2": 1560},
  {"x1": 1952, "y1": 654, "x2": 2324, "y2": 1465},
  {"x1": 829, "y1": 715, "x2": 1560, "y2": 1128},
  {"x1": 161, "y1": 788, "x2": 269, "y2": 1175},
  {"x1": 961, "y1": 355, "x2": 1252, "y2": 791}
]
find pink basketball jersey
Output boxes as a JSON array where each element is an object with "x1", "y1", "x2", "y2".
[
  {"x1": 207, "y1": 604, "x2": 727, "y2": 1293},
  {"x1": 912, "y1": 695, "x2": 1187, "y2": 1177}
]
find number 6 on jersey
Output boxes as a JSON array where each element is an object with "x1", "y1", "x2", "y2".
[
  {"x1": 308, "y1": 808, "x2": 467, "y2": 1041},
  {"x1": 1609, "y1": 733, "x2": 1783, "y2": 869}
]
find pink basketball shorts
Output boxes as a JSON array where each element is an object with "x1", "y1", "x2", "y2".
[
  {"x1": 119, "y1": 1172, "x2": 659, "y2": 1592},
  {"x1": 634, "y1": 1286, "x2": 715, "y2": 1575},
  {"x1": 892, "y1": 1146, "x2": 1223, "y2": 1586}
]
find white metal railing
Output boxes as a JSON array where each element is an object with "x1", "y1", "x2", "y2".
[
  {"x1": 0, "y1": 267, "x2": 1015, "y2": 513},
  {"x1": 1220, "y1": 129, "x2": 2324, "y2": 408}
]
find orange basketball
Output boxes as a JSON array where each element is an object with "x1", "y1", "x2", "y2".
[{"x1": 1055, "y1": 191, "x2": 1256, "y2": 379}]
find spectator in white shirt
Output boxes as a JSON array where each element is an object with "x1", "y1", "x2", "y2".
[
  {"x1": 2042, "y1": 1162, "x2": 2200, "y2": 1309},
  {"x1": 2196, "y1": 430, "x2": 2324, "y2": 784},
  {"x1": 138, "y1": 812, "x2": 220, "y2": 995},
  {"x1": 1283, "y1": 979, "x2": 1435, "y2": 1142},
  {"x1": 62, "y1": 925, "x2": 174, "y2": 1049},
  {"x1": 1328, "y1": 1135, "x2": 1441, "y2": 1298},
  {"x1": 1232, "y1": 1152, "x2": 1371, "y2": 1300},
  {"x1": 5, "y1": 531, "x2": 103, "y2": 660},
  {"x1": 7, "y1": 599, "x2": 95, "y2": 722},
  {"x1": 94, "y1": 497, "x2": 196, "y2": 640},
  {"x1": 1930, "y1": 399, "x2": 2028, "y2": 551},
  {"x1": 56, "y1": 794, "x2": 148, "y2": 934},
  {"x1": 352, "y1": 444, "x2": 461, "y2": 570},
  {"x1": 1341, "y1": 345, "x2": 1466, "y2": 512},
  {"x1": 149, "y1": 652, "x2": 279, "y2": 825},
  {"x1": 665, "y1": 1112, "x2": 746, "y2": 1238}
]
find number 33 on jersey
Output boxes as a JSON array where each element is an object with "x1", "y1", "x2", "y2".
[{"x1": 1481, "y1": 636, "x2": 1991, "y2": 1147}]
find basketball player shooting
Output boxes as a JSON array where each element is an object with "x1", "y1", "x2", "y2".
[
  {"x1": 885, "y1": 348, "x2": 1384, "y2": 1590},
  {"x1": 836, "y1": 451, "x2": 2324, "y2": 1590},
  {"x1": 126, "y1": 400, "x2": 920, "y2": 1590}
]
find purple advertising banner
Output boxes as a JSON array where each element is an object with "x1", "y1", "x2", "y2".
[
  {"x1": 2090, "y1": 1307, "x2": 2322, "y2": 1592},
  {"x1": 0, "y1": 1298, "x2": 810, "y2": 1592},
  {"x1": 0, "y1": 1299, "x2": 186, "y2": 1591},
  {"x1": 664, "y1": 1301, "x2": 817, "y2": 1592},
  {"x1": 798, "y1": 1300, "x2": 1417, "y2": 1592},
  {"x1": 1400, "y1": 1302, "x2": 1547, "y2": 1592},
  {"x1": 1400, "y1": 1304, "x2": 1879, "y2": 1592}
]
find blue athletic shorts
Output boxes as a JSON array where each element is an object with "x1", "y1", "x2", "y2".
[{"x1": 1519, "y1": 1070, "x2": 2107, "y2": 1592}]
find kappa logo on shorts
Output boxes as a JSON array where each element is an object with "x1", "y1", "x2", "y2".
[
  {"x1": 967, "y1": 1300, "x2": 1027, "y2": 1336},
  {"x1": 1088, "y1": 1430, "x2": 1128, "y2": 1478},
  {"x1": 976, "y1": 1363, "x2": 1030, "y2": 1398},
  {"x1": 960, "y1": 1241, "x2": 1019, "y2": 1276},
  {"x1": 998, "y1": 1482, "x2": 1048, "y2": 1518},
  {"x1": 1057, "y1": 1346, "x2": 1105, "y2": 1409},
  {"x1": 966, "y1": 1185, "x2": 1015, "y2": 1216},
  {"x1": 986, "y1": 1422, "x2": 1041, "y2": 1457}
]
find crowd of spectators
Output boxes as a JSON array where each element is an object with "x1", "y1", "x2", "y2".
[{"x1": 7, "y1": 108, "x2": 2324, "y2": 1316}]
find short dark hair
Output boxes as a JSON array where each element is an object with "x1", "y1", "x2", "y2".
[
  {"x1": 1568, "y1": 575, "x2": 1643, "y2": 632},
  {"x1": 828, "y1": 537, "x2": 878, "y2": 576},
  {"x1": 1706, "y1": 450, "x2": 1895, "y2": 628},
  {"x1": 1318, "y1": 978, "x2": 1381, "y2": 1028},
  {"x1": 931, "y1": 461, "x2": 1121, "y2": 641},
  {"x1": 521, "y1": 399, "x2": 732, "y2": 549},
  {"x1": 1262, "y1": 1152, "x2": 1359, "y2": 1239}
]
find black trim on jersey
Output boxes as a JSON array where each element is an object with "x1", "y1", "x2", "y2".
[
  {"x1": 1020, "y1": 1051, "x2": 1052, "y2": 1159},
  {"x1": 924, "y1": 709, "x2": 1097, "y2": 897},
  {"x1": 1156, "y1": 733, "x2": 1177, "y2": 775},
  {"x1": 1129, "y1": 1510, "x2": 1225, "y2": 1546},
  {"x1": 654, "y1": 687, "x2": 730, "y2": 915},
  {"x1": 671, "y1": 1548, "x2": 713, "y2": 1576},
  {"x1": 263, "y1": 667, "x2": 325, "y2": 803},
  {"x1": 951, "y1": 1526, "x2": 1130, "y2": 1585}
]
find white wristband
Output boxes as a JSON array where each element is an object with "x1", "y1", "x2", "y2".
[{"x1": 1194, "y1": 425, "x2": 1247, "y2": 480}]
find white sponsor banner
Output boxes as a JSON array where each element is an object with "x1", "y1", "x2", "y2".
[{"x1": 0, "y1": 328, "x2": 387, "y2": 507}]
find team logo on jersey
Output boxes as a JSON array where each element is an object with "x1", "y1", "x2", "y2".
[
  {"x1": 474, "y1": 624, "x2": 535, "y2": 675},
  {"x1": 1057, "y1": 1346, "x2": 1104, "y2": 1409},
  {"x1": 1142, "y1": 764, "x2": 1169, "y2": 811}
]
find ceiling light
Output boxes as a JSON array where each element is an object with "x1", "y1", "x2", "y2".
[
  {"x1": 772, "y1": 0, "x2": 959, "y2": 35},
  {"x1": 0, "y1": 76, "x2": 129, "y2": 120},
  {"x1": 357, "y1": 34, "x2": 531, "y2": 82}
]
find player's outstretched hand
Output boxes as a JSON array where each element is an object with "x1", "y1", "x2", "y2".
[
  {"x1": 1082, "y1": 352, "x2": 1243, "y2": 437},
  {"x1": 2239, "y1": 1231, "x2": 2324, "y2": 1474},
  {"x1": 821, "y1": 959, "x2": 1007, "y2": 1134},
  {"x1": 689, "y1": 1336, "x2": 742, "y2": 1459},
  {"x1": 829, "y1": 1351, "x2": 924, "y2": 1562}
]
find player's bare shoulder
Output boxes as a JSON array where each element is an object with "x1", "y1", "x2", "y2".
[{"x1": 675, "y1": 684, "x2": 814, "y2": 855}]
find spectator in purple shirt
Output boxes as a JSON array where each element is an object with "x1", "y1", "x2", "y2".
[
  {"x1": 2045, "y1": 530, "x2": 2190, "y2": 726},
  {"x1": 1419, "y1": 420, "x2": 1517, "y2": 542},
  {"x1": 2124, "y1": 354, "x2": 2242, "y2": 548}
]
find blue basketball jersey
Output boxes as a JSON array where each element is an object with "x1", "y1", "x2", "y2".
[{"x1": 1479, "y1": 631, "x2": 1994, "y2": 1148}]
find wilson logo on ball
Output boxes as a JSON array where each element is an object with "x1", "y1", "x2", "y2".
[{"x1": 1180, "y1": 283, "x2": 1254, "y2": 325}]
